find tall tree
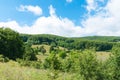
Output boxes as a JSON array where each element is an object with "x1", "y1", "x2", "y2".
[{"x1": 0, "y1": 28, "x2": 24, "y2": 60}]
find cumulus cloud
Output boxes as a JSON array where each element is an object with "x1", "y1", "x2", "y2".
[
  {"x1": 0, "y1": 5, "x2": 84, "y2": 37},
  {"x1": 83, "y1": 0, "x2": 120, "y2": 36},
  {"x1": 17, "y1": 5, "x2": 42, "y2": 16},
  {"x1": 1, "y1": 0, "x2": 120, "y2": 37},
  {"x1": 66, "y1": 0, "x2": 73, "y2": 3}
]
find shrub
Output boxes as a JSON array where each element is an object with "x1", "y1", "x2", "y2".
[
  {"x1": 43, "y1": 53, "x2": 61, "y2": 70},
  {"x1": 0, "y1": 54, "x2": 9, "y2": 62},
  {"x1": 23, "y1": 45, "x2": 37, "y2": 61}
]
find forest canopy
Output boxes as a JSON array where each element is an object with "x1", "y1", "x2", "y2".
[{"x1": 0, "y1": 28, "x2": 24, "y2": 60}]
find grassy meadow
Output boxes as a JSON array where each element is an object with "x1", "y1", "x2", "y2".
[
  {"x1": 0, "y1": 61, "x2": 75, "y2": 80},
  {"x1": 0, "y1": 44, "x2": 112, "y2": 80}
]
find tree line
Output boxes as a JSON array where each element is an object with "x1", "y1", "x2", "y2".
[
  {"x1": 20, "y1": 34, "x2": 118, "y2": 51},
  {"x1": 0, "y1": 28, "x2": 36, "y2": 60}
]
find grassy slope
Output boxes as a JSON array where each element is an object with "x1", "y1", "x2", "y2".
[
  {"x1": 32, "y1": 44, "x2": 67, "y2": 61},
  {"x1": 0, "y1": 44, "x2": 111, "y2": 80},
  {"x1": 0, "y1": 61, "x2": 74, "y2": 80},
  {"x1": 32, "y1": 44, "x2": 111, "y2": 61},
  {"x1": 0, "y1": 52, "x2": 111, "y2": 80},
  {"x1": 96, "y1": 52, "x2": 111, "y2": 61},
  {"x1": 0, "y1": 61, "x2": 48, "y2": 80}
]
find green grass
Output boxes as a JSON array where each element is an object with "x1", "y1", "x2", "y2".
[
  {"x1": 32, "y1": 44, "x2": 50, "y2": 54},
  {"x1": 32, "y1": 44, "x2": 68, "y2": 62},
  {"x1": 0, "y1": 52, "x2": 111, "y2": 80},
  {"x1": 32, "y1": 44, "x2": 50, "y2": 62},
  {"x1": 0, "y1": 44, "x2": 110, "y2": 80},
  {"x1": 32, "y1": 44, "x2": 111, "y2": 62},
  {"x1": 96, "y1": 51, "x2": 111, "y2": 61},
  {"x1": 0, "y1": 61, "x2": 49, "y2": 80},
  {"x1": 0, "y1": 61, "x2": 75, "y2": 80}
]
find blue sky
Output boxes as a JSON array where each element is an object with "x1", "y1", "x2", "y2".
[
  {"x1": 0, "y1": 0, "x2": 120, "y2": 37},
  {"x1": 0, "y1": 0, "x2": 87, "y2": 25}
]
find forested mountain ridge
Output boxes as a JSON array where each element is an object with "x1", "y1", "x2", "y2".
[
  {"x1": 20, "y1": 34, "x2": 120, "y2": 42},
  {"x1": 20, "y1": 34, "x2": 120, "y2": 51}
]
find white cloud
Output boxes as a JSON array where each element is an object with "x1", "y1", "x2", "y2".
[
  {"x1": 49, "y1": 5, "x2": 56, "y2": 16},
  {"x1": 86, "y1": 0, "x2": 105, "y2": 13},
  {"x1": 17, "y1": 5, "x2": 42, "y2": 16},
  {"x1": 66, "y1": 0, "x2": 73, "y2": 3},
  {"x1": 82, "y1": 0, "x2": 120, "y2": 36},
  {"x1": 1, "y1": 0, "x2": 120, "y2": 37},
  {"x1": 0, "y1": 17, "x2": 84, "y2": 37},
  {"x1": 86, "y1": 0, "x2": 96, "y2": 12},
  {"x1": 0, "y1": 5, "x2": 84, "y2": 37}
]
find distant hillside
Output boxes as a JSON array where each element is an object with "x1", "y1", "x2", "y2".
[
  {"x1": 74, "y1": 36, "x2": 120, "y2": 42},
  {"x1": 20, "y1": 34, "x2": 120, "y2": 51},
  {"x1": 20, "y1": 34, "x2": 120, "y2": 42}
]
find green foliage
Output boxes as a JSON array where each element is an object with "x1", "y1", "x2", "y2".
[
  {"x1": 49, "y1": 46, "x2": 54, "y2": 53},
  {"x1": 23, "y1": 45, "x2": 37, "y2": 61},
  {"x1": 0, "y1": 28, "x2": 24, "y2": 60},
  {"x1": 43, "y1": 49, "x2": 104, "y2": 80},
  {"x1": 47, "y1": 70, "x2": 59, "y2": 80},
  {"x1": 59, "y1": 50, "x2": 67, "y2": 59},
  {"x1": 111, "y1": 45, "x2": 120, "y2": 80},
  {"x1": 43, "y1": 53, "x2": 61, "y2": 70},
  {"x1": 61, "y1": 56, "x2": 74, "y2": 72},
  {"x1": 20, "y1": 34, "x2": 115, "y2": 51},
  {"x1": 74, "y1": 41, "x2": 113, "y2": 51},
  {"x1": 75, "y1": 50, "x2": 101, "y2": 80},
  {"x1": 1, "y1": 29, "x2": 120, "y2": 80},
  {"x1": 0, "y1": 54, "x2": 9, "y2": 62},
  {"x1": 39, "y1": 46, "x2": 46, "y2": 55}
]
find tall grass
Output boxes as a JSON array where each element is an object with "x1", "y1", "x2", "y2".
[
  {"x1": 0, "y1": 61, "x2": 48, "y2": 80},
  {"x1": 0, "y1": 61, "x2": 74, "y2": 80}
]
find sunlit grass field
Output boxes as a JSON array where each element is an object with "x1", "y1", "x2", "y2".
[
  {"x1": 0, "y1": 52, "x2": 111, "y2": 80},
  {"x1": 96, "y1": 51, "x2": 111, "y2": 61},
  {"x1": 0, "y1": 44, "x2": 111, "y2": 80},
  {"x1": 0, "y1": 61, "x2": 48, "y2": 80},
  {"x1": 0, "y1": 61, "x2": 75, "y2": 80}
]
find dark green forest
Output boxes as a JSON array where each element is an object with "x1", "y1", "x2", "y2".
[
  {"x1": 0, "y1": 28, "x2": 120, "y2": 80},
  {"x1": 20, "y1": 34, "x2": 120, "y2": 51}
]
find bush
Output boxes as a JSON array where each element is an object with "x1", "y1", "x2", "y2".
[
  {"x1": 43, "y1": 53, "x2": 61, "y2": 70},
  {"x1": 0, "y1": 54, "x2": 9, "y2": 62},
  {"x1": 23, "y1": 45, "x2": 37, "y2": 61},
  {"x1": 111, "y1": 45, "x2": 120, "y2": 80},
  {"x1": 59, "y1": 50, "x2": 67, "y2": 59}
]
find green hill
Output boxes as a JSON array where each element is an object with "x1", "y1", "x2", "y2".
[
  {"x1": 20, "y1": 34, "x2": 120, "y2": 51},
  {"x1": 20, "y1": 34, "x2": 120, "y2": 42}
]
